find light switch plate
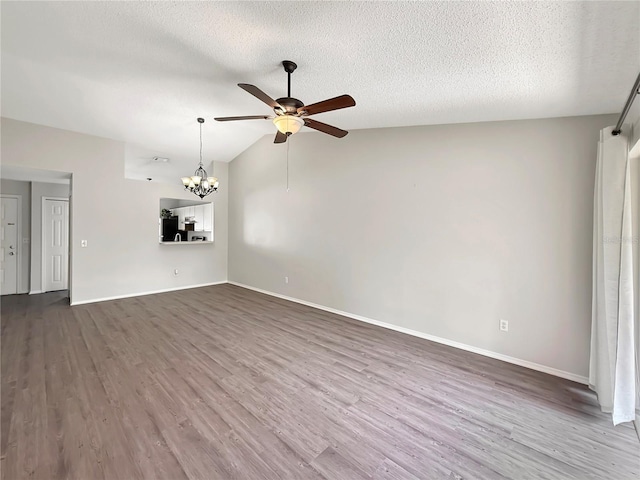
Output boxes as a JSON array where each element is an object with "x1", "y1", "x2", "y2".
[{"x1": 81, "y1": 240, "x2": 88, "y2": 247}]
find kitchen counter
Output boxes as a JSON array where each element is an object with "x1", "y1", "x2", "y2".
[{"x1": 160, "y1": 240, "x2": 214, "y2": 245}]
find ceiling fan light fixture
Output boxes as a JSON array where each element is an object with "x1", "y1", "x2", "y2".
[{"x1": 273, "y1": 115, "x2": 304, "y2": 135}]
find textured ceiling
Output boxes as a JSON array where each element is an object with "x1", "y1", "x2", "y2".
[{"x1": 2, "y1": 1, "x2": 639, "y2": 181}]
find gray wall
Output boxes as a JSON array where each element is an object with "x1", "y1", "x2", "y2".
[
  {"x1": 1, "y1": 118, "x2": 228, "y2": 304},
  {"x1": 228, "y1": 114, "x2": 617, "y2": 379},
  {"x1": 0, "y1": 179, "x2": 31, "y2": 293},
  {"x1": 30, "y1": 182, "x2": 70, "y2": 293}
]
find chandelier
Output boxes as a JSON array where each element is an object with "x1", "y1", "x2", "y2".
[{"x1": 181, "y1": 118, "x2": 219, "y2": 198}]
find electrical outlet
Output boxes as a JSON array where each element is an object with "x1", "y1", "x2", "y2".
[
  {"x1": 81, "y1": 240, "x2": 88, "y2": 247},
  {"x1": 285, "y1": 276, "x2": 289, "y2": 284},
  {"x1": 174, "y1": 269, "x2": 179, "y2": 276},
  {"x1": 499, "y1": 319, "x2": 509, "y2": 332}
]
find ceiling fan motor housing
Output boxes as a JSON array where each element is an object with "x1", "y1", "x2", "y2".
[{"x1": 275, "y1": 97, "x2": 304, "y2": 115}]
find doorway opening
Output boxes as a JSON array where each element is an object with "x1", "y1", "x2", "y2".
[{"x1": 0, "y1": 166, "x2": 72, "y2": 298}]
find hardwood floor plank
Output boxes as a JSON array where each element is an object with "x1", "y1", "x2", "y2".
[
  {"x1": 372, "y1": 458, "x2": 421, "y2": 480},
  {"x1": 2, "y1": 285, "x2": 638, "y2": 480},
  {"x1": 312, "y1": 446, "x2": 370, "y2": 480}
]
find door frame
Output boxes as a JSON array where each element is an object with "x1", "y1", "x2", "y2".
[
  {"x1": 41, "y1": 196, "x2": 69, "y2": 293},
  {"x1": 0, "y1": 194, "x2": 22, "y2": 295}
]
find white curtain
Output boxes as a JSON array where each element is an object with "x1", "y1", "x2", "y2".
[{"x1": 590, "y1": 126, "x2": 637, "y2": 425}]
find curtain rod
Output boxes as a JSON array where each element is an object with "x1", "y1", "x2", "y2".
[{"x1": 612, "y1": 71, "x2": 640, "y2": 136}]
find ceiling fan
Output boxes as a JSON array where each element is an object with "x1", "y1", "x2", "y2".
[{"x1": 214, "y1": 60, "x2": 356, "y2": 144}]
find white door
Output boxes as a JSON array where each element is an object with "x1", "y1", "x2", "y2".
[
  {"x1": 43, "y1": 199, "x2": 69, "y2": 292},
  {"x1": 0, "y1": 197, "x2": 19, "y2": 295}
]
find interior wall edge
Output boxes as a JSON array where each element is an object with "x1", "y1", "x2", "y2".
[
  {"x1": 228, "y1": 281, "x2": 589, "y2": 385},
  {"x1": 70, "y1": 280, "x2": 227, "y2": 306}
]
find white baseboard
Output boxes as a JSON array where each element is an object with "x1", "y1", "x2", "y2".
[
  {"x1": 228, "y1": 281, "x2": 589, "y2": 385},
  {"x1": 29, "y1": 290, "x2": 43, "y2": 295},
  {"x1": 70, "y1": 281, "x2": 227, "y2": 306}
]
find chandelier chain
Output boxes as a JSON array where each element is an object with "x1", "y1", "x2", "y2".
[{"x1": 199, "y1": 121, "x2": 203, "y2": 167}]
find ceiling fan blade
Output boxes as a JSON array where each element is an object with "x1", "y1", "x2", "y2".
[
  {"x1": 304, "y1": 118, "x2": 348, "y2": 138},
  {"x1": 238, "y1": 83, "x2": 281, "y2": 109},
  {"x1": 298, "y1": 94, "x2": 356, "y2": 116},
  {"x1": 214, "y1": 115, "x2": 270, "y2": 122},
  {"x1": 274, "y1": 131, "x2": 288, "y2": 144}
]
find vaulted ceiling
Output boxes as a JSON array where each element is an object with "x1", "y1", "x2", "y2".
[{"x1": 2, "y1": 1, "x2": 639, "y2": 182}]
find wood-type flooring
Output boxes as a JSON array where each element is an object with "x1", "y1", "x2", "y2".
[{"x1": 1, "y1": 284, "x2": 638, "y2": 479}]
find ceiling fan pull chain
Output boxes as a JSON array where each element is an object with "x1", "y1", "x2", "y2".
[{"x1": 286, "y1": 139, "x2": 290, "y2": 192}]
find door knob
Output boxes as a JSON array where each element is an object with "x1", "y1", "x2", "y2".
[
  {"x1": 9, "y1": 245, "x2": 14, "y2": 249},
  {"x1": 8, "y1": 252, "x2": 14, "y2": 256}
]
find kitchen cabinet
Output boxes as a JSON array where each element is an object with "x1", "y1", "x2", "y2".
[
  {"x1": 194, "y1": 205, "x2": 204, "y2": 231},
  {"x1": 171, "y1": 207, "x2": 186, "y2": 229},
  {"x1": 203, "y1": 204, "x2": 213, "y2": 232},
  {"x1": 171, "y1": 205, "x2": 212, "y2": 231}
]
